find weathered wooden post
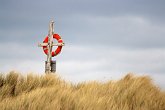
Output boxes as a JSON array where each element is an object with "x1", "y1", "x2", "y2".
[{"x1": 38, "y1": 20, "x2": 64, "y2": 73}]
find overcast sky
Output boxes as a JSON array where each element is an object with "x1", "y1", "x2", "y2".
[{"x1": 0, "y1": 0, "x2": 165, "y2": 89}]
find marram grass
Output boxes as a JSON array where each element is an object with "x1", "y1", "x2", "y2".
[{"x1": 0, "y1": 71, "x2": 165, "y2": 110}]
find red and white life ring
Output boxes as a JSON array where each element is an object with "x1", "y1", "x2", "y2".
[{"x1": 43, "y1": 34, "x2": 63, "y2": 57}]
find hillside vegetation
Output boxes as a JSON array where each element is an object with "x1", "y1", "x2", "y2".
[{"x1": 0, "y1": 71, "x2": 165, "y2": 110}]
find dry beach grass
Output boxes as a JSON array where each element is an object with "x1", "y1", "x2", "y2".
[{"x1": 0, "y1": 71, "x2": 165, "y2": 110}]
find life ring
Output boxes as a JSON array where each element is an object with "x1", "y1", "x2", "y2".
[{"x1": 43, "y1": 34, "x2": 63, "y2": 57}]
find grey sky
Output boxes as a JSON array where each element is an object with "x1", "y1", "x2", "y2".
[{"x1": 0, "y1": 0, "x2": 165, "y2": 89}]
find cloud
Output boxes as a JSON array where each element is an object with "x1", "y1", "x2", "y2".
[
  {"x1": 1, "y1": 0, "x2": 165, "y2": 22},
  {"x1": 59, "y1": 45, "x2": 165, "y2": 74},
  {"x1": 57, "y1": 45, "x2": 165, "y2": 88},
  {"x1": 1, "y1": 7, "x2": 165, "y2": 48},
  {"x1": 0, "y1": 43, "x2": 164, "y2": 89},
  {"x1": 64, "y1": 15, "x2": 165, "y2": 48}
]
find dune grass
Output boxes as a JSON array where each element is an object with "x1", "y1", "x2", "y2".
[{"x1": 0, "y1": 71, "x2": 165, "y2": 110}]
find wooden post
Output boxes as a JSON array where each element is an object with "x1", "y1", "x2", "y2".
[{"x1": 45, "y1": 20, "x2": 54, "y2": 73}]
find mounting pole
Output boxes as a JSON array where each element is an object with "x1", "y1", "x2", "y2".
[{"x1": 45, "y1": 20, "x2": 54, "y2": 73}]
